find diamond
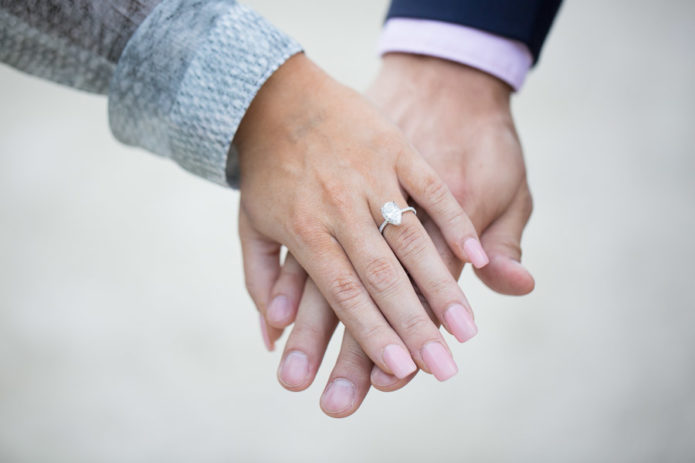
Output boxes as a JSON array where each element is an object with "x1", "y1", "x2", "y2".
[{"x1": 381, "y1": 201, "x2": 402, "y2": 225}]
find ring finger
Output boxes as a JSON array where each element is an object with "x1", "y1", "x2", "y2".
[
  {"x1": 379, "y1": 201, "x2": 478, "y2": 344},
  {"x1": 334, "y1": 199, "x2": 458, "y2": 381}
]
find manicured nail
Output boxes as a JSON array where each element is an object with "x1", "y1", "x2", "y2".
[
  {"x1": 321, "y1": 379, "x2": 356, "y2": 414},
  {"x1": 421, "y1": 342, "x2": 458, "y2": 381},
  {"x1": 463, "y1": 238, "x2": 490, "y2": 268},
  {"x1": 259, "y1": 314, "x2": 274, "y2": 351},
  {"x1": 383, "y1": 344, "x2": 417, "y2": 379},
  {"x1": 278, "y1": 351, "x2": 309, "y2": 388},
  {"x1": 444, "y1": 304, "x2": 478, "y2": 343},
  {"x1": 371, "y1": 366, "x2": 400, "y2": 388},
  {"x1": 267, "y1": 295, "x2": 292, "y2": 325}
]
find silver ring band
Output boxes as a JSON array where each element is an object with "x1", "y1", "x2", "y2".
[{"x1": 379, "y1": 201, "x2": 417, "y2": 234}]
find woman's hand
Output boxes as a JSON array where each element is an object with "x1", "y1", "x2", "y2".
[{"x1": 236, "y1": 54, "x2": 487, "y2": 382}]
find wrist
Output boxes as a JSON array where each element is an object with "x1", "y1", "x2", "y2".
[
  {"x1": 377, "y1": 53, "x2": 512, "y2": 112},
  {"x1": 234, "y1": 53, "x2": 328, "y2": 154}
]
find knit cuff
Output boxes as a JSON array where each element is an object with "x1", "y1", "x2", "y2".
[{"x1": 108, "y1": 0, "x2": 302, "y2": 187}]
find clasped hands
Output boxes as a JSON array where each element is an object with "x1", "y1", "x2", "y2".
[{"x1": 234, "y1": 53, "x2": 535, "y2": 418}]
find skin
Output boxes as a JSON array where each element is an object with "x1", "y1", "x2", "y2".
[
  {"x1": 236, "y1": 53, "x2": 489, "y2": 383},
  {"x1": 248, "y1": 54, "x2": 537, "y2": 418}
]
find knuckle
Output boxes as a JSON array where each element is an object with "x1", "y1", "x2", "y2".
[
  {"x1": 426, "y1": 276, "x2": 453, "y2": 299},
  {"x1": 320, "y1": 179, "x2": 354, "y2": 210},
  {"x1": 378, "y1": 132, "x2": 408, "y2": 157},
  {"x1": 337, "y1": 343, "x2": 370, "y2": 370},
  {"x1": 489, "y1": 235, "x2": 523, "y2": 262},
  {"x1": 443, "y1": 206, "x2": 466, "y2": 231},
  {"x1": 391, "y1": 224, "x2": 427, "y2": 259},
  {"x1": 503, "y1": 240, "x2": 524, "y2": 261},
  {"x1": 329, "y1": 276, "x2": 364, "y2": 312},
  {"x1": 422, "y1": 174, "x2": 450, "y2": 207},
  {"x1": 317, "y1": 180, "x2": 362, "y2": 227},
  {"x1": 363, "y1": 257, "x2": 400, "y2": 294},
  {"x1": 361, "y1": 324, "x2": 393, "y2": 349},
  {"x1": 400, "y1": 313, "x2": 434, "y2": 338},
  {"x1": 287, "y1": 215, "x2": 325, "y2": 247},
  {"x1": 290, "y1": 322, "x2": 328, "y2": 345},
  {"x1": 287, "y1": 213, "x2": 313, "y2": 238}
]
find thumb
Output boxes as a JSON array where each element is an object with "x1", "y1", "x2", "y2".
[
  {"x1": 474, "y1": 183, "x2": 535, "y2": 296},
  {"x1": 239, "y1": 204, "x2": 284, "y2": 350}
]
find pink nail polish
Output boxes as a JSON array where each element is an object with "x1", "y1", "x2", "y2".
[
  {"x1": 279, "y1": 351, "x2": 309, "y2": 388},
  {"x1": 444, "y1": 304, "x2": 478, "y2": 343},
  {"x1": 267, "y1": 295, "x2": 292, "y2": 324},
  {"x1": 259, "y1": 314, "x2": 274, "y2": 351},
  {"x1": 321, "y1": 379, "x2": 356, "y2": 414},
  {"x1": 421, "y1": 342, "x2": 458, "y2": 381},
  {"x1": 463, "y1": 238, "x2": 490, "y2": 269},
  {"x1": 371, "y1": 366, "x2": 400, "y2": 388},
  {"x1": 383, "y1": 344, "x2": 417, "y2": 379}
]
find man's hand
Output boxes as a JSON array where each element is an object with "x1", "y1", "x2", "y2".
[{"x1": 367, "y1": 53, "x2": 535, "y2": 295}]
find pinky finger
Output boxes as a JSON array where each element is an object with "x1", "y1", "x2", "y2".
[{"x1": 238, "y1": 206, "x2": 283, "y2": 351}]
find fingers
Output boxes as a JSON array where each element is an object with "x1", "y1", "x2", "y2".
[
  {"x1": 333, "y1": 206, "x2": 459, "y2": 381},
  {"x1": 266, "y1": 253, "x2": 307, "y2": 329},
  {"x1": 277, "y1": 278, "x2": 413, "y2": 410},
  {"x1": 293, "y1": 236, "x2": 419, "y2": 380},
  {"x1": 277, "y1": 279, "x2": 338, "y2": 391},
  {"x1": 420, "y1": 209, "x2": 464, "y2": 278},
  {"x1": 378, "y1": 202, "x2": 478, "y2": 344},
  {"x1": 369, "y1": 214, "x2": 463, "y2": 393},
  {"x1": 238, "y1": 205, "x2": 284, "y2": 351},
  {"x1": 397, "y1": 152, "x2": 490, "y2": 269},
  {"x1": 320, "y1": 329, "x2": 373, "y2": 418},
  {"x1": 474, "y1": 183, "x2": 535, "y2": 295}
]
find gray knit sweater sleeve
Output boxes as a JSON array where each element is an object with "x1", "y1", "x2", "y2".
[{"x1": 0, "y1": 0, "x2": 302, "y2": 187}]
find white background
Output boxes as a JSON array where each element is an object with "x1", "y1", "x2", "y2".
[{"x1": 1, "y1": 0, "x2": 694, "y2": 461}]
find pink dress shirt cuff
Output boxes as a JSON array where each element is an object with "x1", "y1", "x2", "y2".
[{"x1": 378, "y1": 18, "x2": 533, "y2": 91}]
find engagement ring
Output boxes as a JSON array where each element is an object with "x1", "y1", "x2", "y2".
[{"x1": 379, "y1": 201, "x2": 417, "y2": 234}]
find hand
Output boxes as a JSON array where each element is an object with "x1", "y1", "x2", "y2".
[
  {"x1": 252, "y1": 54, "x2": 535, "y2": 417},
  {"x1": 237, "y1": 54, "x2": 488, "y2": 384},
  {"x1": 367, "y1": 54, "x2": 535, "y2": 295}
]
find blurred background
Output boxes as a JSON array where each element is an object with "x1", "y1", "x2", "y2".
[{"x1": 1, "y1": 0, "x2": 694, "y2": 461}]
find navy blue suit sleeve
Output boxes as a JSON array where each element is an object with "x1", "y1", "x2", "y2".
[{"x1": 386, "y1": 0, "x2": 562, "y2": 64}]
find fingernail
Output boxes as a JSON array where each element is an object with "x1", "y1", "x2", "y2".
[
  {"x1": 463, "y1": 238, "x2": 490, "y2": 268},
  {"x1": 278, "y1": 351, "x2": 309, "y2": 388},
  {"x1": 421, "y1": 342, "x2": 458, "y2": 381},
  {"x1": 259, "y1": 314, "x2": 274, "y2": 351},
  {"x1": 371, "y1": 366, "x2": 400, "y2": 388},
  {"x1": 267, "y1": 295, "x2": 292, "y2": 325},
  {"x1": 444, "y1": 304, "x2": 478, "y2": 343},
  {"x1": 383, "y1": 344, "x2": 417, "y2": 379},
  {"x1": 321, "y1": 379, "x2": 356, "y2": 414}
]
